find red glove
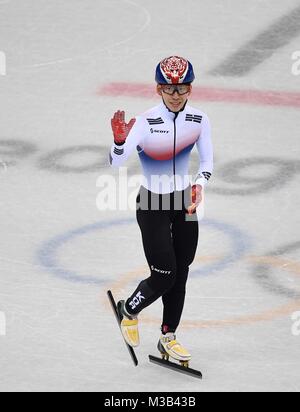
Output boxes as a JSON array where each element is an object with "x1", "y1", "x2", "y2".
[
  {"x1": 111, "y1": 110, "x2": 136, "y2": 145},
  {"x1": 187, "y1": 184, "x2": 203, "y2": 215}
]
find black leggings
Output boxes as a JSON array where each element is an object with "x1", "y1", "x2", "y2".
[{"x1": 125, "y1": 186, "x2": 199, "y2": 333}]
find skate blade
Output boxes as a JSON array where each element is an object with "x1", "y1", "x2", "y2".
[
  {"x1": 107, "y1": 290, "x2": 138, "y2": 367},
  {"x1": 149, "y1": 355, "x2": 202, "y2": 379}
]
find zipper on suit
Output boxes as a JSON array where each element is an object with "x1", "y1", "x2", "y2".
[{"x1": 173, "y1": 112, "x2": 179, "y2": 191}]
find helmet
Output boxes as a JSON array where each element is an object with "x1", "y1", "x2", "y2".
[{"x1": 155, "y1": 56, "x2": 195, "y2": 85}]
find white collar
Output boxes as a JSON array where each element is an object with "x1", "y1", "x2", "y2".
[{"x1": 158, "y1": 100, "x2": 188, "y2": 120}]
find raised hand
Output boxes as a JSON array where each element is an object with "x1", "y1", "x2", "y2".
[{"x1": 111, "y1": 111, "x2": 136, "y2": 145}]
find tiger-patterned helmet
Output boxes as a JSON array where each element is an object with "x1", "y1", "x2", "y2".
[{"x1": 155, "y1": 56, "x2": 195, "y2": 85}]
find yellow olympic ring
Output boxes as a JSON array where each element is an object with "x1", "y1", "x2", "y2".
[{"x1": 102, "y1": 255, "x2": 300, "y2": 329}]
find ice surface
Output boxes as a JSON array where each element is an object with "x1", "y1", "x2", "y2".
[{"x1": 0, "y1": 0, "x2": 300, "y2": 392}]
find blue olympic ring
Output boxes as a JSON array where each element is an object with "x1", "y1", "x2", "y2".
[{"x1": 36, "y1": 218, "x2": 252, "y2": 285}]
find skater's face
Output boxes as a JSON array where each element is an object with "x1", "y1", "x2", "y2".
[{"x1": 157, "y1": 84, "x2": 192, "y2": 113}]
